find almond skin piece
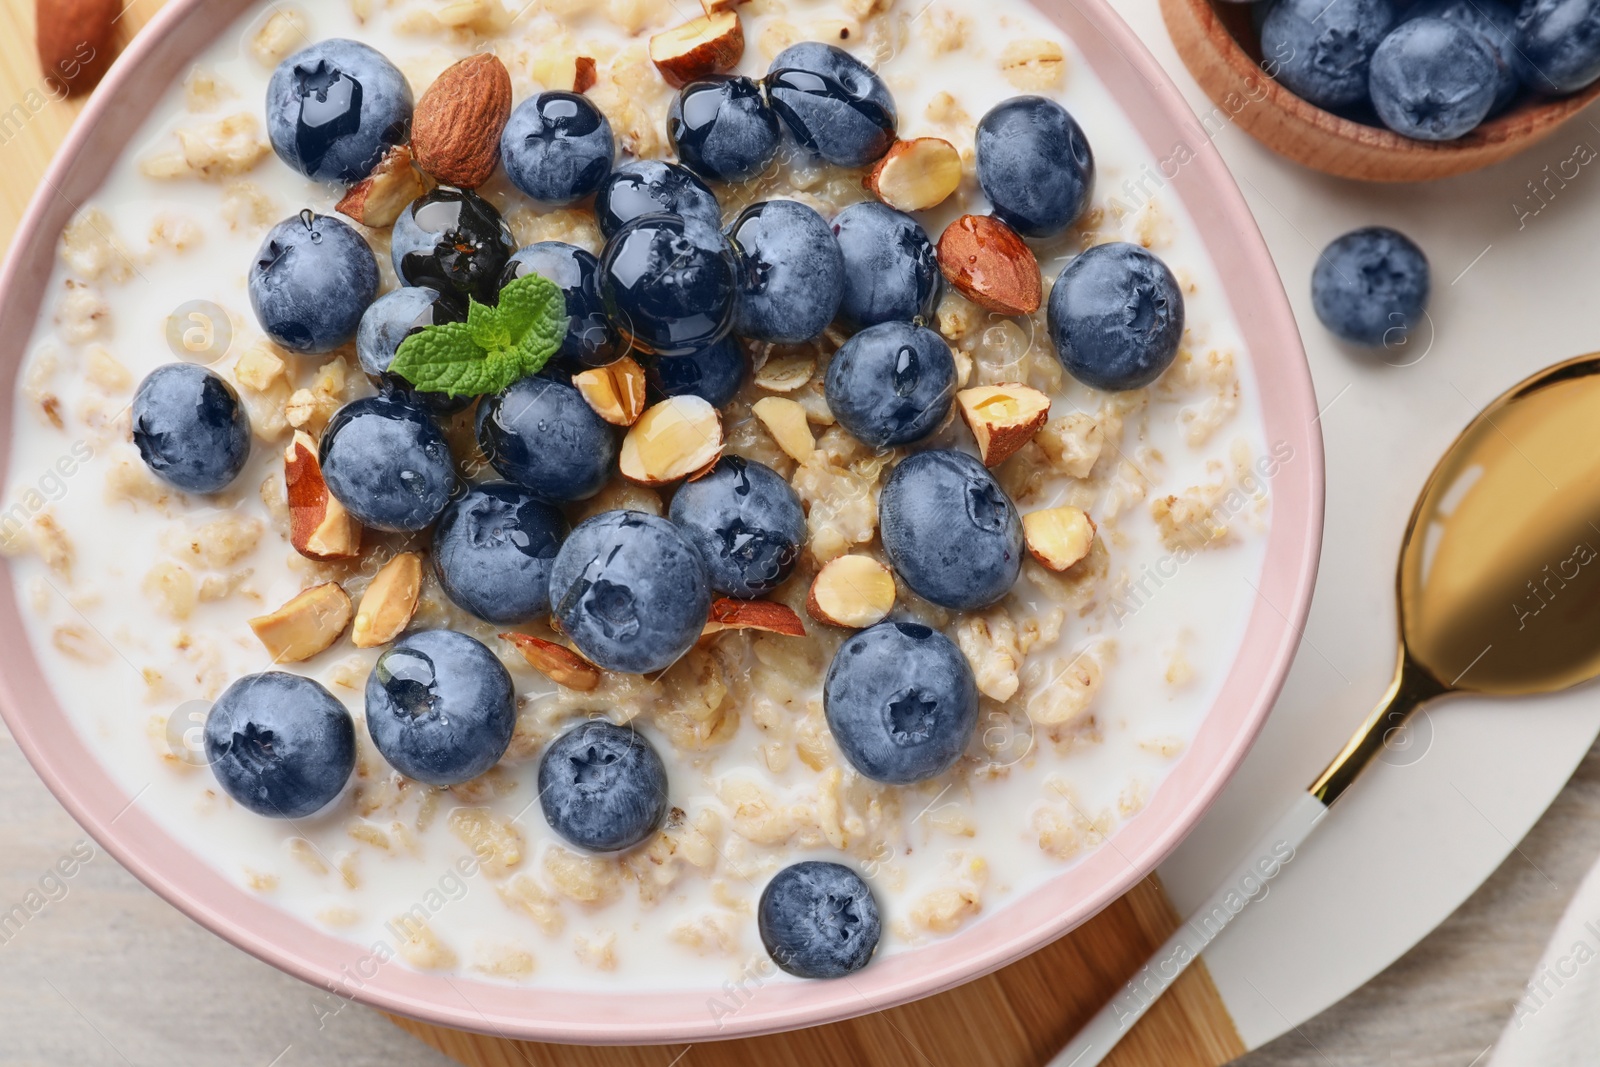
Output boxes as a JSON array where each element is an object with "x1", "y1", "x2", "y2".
[
  {"x1": 650, "y1": 11, "x2": 744, "y2": 88},
  {"x1": 619, "y1": 396, "x2": 724, "y2": 485},
  {"x1": 807, "y1": 555, "x2": 896, "y2": 628},
  {"x1": 285, "y1": 431, "x2": 362, "y2": 560},
  {"x1": 574, "y1": 56, "x2": 598, "y2": 93},
  {"x1": 501, "y1": 633, "x2": 601, "y2": 691},
  {"x1": 937, "y1": 215, "x2": 1042, "y2": 316},
  {"x1": 1022, "y1": 506, "x2": 1096, "y2": 571},
  {"x1": 956, "y1": 384, "x2": 1051, "y2": 467},
  {"x1": 702, "y1": 598, "x2": 807, "y2": 637},
  {"x1": 336, "y1": 145, "x2": 427, "y2": 228},
  {"x1": 352, "y1": 552, "x2": 423, "y2": 648},
  {"x1": 573, "y1": 356, "x2": 647, "y2": 426},
  {"x1": 411, "y1": 53, "x2": 513, "y2": 189},
  {"x1": 865, "y1": 138, "x2": 962, "y2": 213},
  {"x1": 36, "y1": 0, "x2": 118, "y2": 97},
  {"x1": 249, "y1": 583, "x2": 353, "y2": 663}
]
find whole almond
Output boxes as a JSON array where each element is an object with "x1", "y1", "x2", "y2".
[
  {"x1": 936, "y1": 214, "x2": 1042, "y2": 316},
  {"x1": 36, "y1": 0, "x2": 119, "y2": 98},
  {"x1": 411, "y1": 53, "x2": 512, "y2": 189}
]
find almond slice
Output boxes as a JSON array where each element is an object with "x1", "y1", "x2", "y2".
[
  {"x1": 957, "y1": 384, "x2": 1051, "y2": 467},
  {"x1": 702, "y1": 598, "x2": 807, "y2": 637},
  {"x1": 352, "y1": 553, "x2": 423, "y2": 649},
  {"x1": 336, "y1": 144, "x2": 427, "y2": 229},
  {"x1": 752, "y1": 396, "x2": 815, "y2": 464},
  {"x1": 753, "y1": 353, "x2": 815, "y2": 393},
  {"x1": 865, "y1": 138, "x2": 962, "y2": 213},
  {"x1": 501, "y1": 633, "x2": 601, "y2": 691},
  {"x1": 285, "y1": 431, "x2": 362, "y2": 561},
  {"x1": 411, "y1": 53, "x2": 513, "y2": 189},
  {"x1": 573, "y1": 357, "x2": 648, "y2": 426},
  {"x1": 649, "y1": 11, "x2": 744, "y2": 88},
  {"x1": 807, "y1": 555, "x2": 896, "y2": 628},
  {"x1": 248, "y1": 583, "x2": 353, "y2": 663},
  {"x1": 936, "y1": 214, "x2": 1042, "y2": 316},
  {"x1": 1022, "y1": 506, "x2": 1096, "y2": 571},
  {"x1": 619, "y1": 396, "x2": 724, "y2": 485}
]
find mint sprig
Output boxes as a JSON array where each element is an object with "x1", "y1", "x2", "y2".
[{"x1": 390, "y1": 273, "x2": 567, "y2": 397}]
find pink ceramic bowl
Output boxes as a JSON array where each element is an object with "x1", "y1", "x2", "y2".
[{"x1": 0, "y1": 0, "x2": 1323, "y2": 1045}]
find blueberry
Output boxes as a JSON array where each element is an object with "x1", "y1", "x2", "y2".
[
  {"x1": 647, "y1": 337, "x2": 747, "y2": 406},
  {"x1": 355, "y1": 286, "x2": 473, "y2": 416},
  {"x1": 831, "y1": 202, "x2": 940, "y2": 328},
  {"x1": 879, "y1": 450, "x2": 1022, "y2": 611},
  {"x1": 594, "y1": 160, "x2": 723, "y2": 239},
  {"x1": 501, "y1": 242, "x2": 616, "y2": 370},
  {"x1": 249, "y1": 211, "x2": 378, "y2": 354},
  {"x1": 975, "y1": 96, "x2": 1095, "y2": 239},
  {"x1": 432, "y1": 483, "x2": 568, "y2": 625},
  {"x1": 1311, "y1": 226, "x2": 1430, "y2": 346},
  {"x1": 1408, "y1": 0, "x2": 1519, "y2": 114},
  {"x1": 319, "y1": 395, "x2": 458, "y2": 531},
  {"x1": 765, "y1": 43, "x2": 897, "y2": 168},
  {"x1": 265, "y1": 39, "x2": 412, "y2": 183},
  {"x1": 758, "y1": 861, "x2": 881, "y2": 979},
  {"x1": 538, "y1": 719, "x2": 668, "y2": 852},
  {"x1": 1261, "y1": 0, "x2": 1398, "y2": 108},
  {"x1": 669, "y1": 456, "x2": 806, "y2": 598},
  {"x1": 727, "y1": 200, "x2": 844, "y2": 344},
  {"x1": 669, "y1": 76, "x2": 782, "y2": 183},
  {"x1": 476, "y1": 376, "x2": 617, "y2": 501},
  {"x1": 131, "y1": 363, "x2": 251, "y2": 494},
  {"x1": 391, "y1": 188, "x2": 516, "y2": 306},
  {"x1": 548, "y1": 510, "x2": 712, "y2": 673},
  {"x1": 205, "y1": 672, "x2": 356, "y2": 819},
  {"x1": 825, "y1": 321, "x2": 955, "y2": 449},
  {"x1": 500, "y1": 91, "x2": 615, "y2": 205},
  {"x1": 1370, "y1": 18, "x2": 1498, "y2": 139},
  {"x1": 365, "y1": 630, "x2": 516, "y2": 786},
  {"x1": 1047, "y1": 242, "x2": 1185, "y2": 391},
  {"x1": 1516, "y1": 0, "x2": 1600, "y2": 92},
  {"x1": 600, "y1": 213, "x2": 738, "y2": 356}
]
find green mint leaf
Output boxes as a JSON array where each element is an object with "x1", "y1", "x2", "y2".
[
  {"x1": 467, "y1": 298, "x2": 511, "y2": 354},
  {"x1": 389, "y1": 273, "x2": 569, "y2": 397}
]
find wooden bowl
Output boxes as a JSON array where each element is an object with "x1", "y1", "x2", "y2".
[{"x1": 1161, "y1": 0, "x2": 1600, "y2": 181}]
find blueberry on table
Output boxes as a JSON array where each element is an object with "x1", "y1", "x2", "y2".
[
  {"x1": 432, "y1": 483, "x2": 568, "y2": 625},
  {"x1": 647, "y1": 337, "x2": 747, "y2": 406},
  {"x1": 759, "y1": 861, "x2": 882, "y2": 979},
  {"x1": 265, "y1": 39, "x2": 412, "y2": 183},
  {"x1": 249, "y1": 210, "x2": 378, "y2": 354},
  {"x1": 205, "y1": 672, "x2": 356, "y2": 819},
  {"x1": 355, "y1": 286, "x2": 472, "y2": 416},
  {"x1": 765, "y1": 43, "x2": 897, "y2": 168},
  {"x1": 501, "y1": 242, "x2": 616, "y2": 370},
  {"x1": 391, "y1": 188, "x2": 516, "y2": 306},
  {"x1": 669, "y1": 456, "x2": 806, "y2": 598},
  {"x1": 365, "y1": 629, "x2": 516, "y2": 787},
  {"x1": 1260, "y1": 0, "x2": 1397, "y2": 108},
  {"x1": 823, "y1": 620, "x2": 979, "y2": 784},
  {"x1": 1408, "y1": 0, "x2": 1519, "y2": 115},
  {"x1": 476, "y1": 375, "x2": 617, "y2": 501},
  {"x1": 879, "y1": 449, "x2": 1022, "y2": 611},
  {"x1": 1047, "y1": 241, "x2": 1185, "y2": 392},
  {"x1": 825, "y1": 321, "x2": 956, "y2": 449},
  {"x1": 727, "y1": 199, "x2": 845, "y2": 344},
  {"x1": 594, "y1": 160, "x2": 723, "y2": 239},
  {"x1": 975, "y1": 96, "x2": 1095, "y2": 239},
  {"x1": 538, "y1": 719, "x2": 669, "y2": 852},
  {"x1": 1369, "y1": 19, "x2": 1498, "y2": 140},
  {"x1": 669, "y1": 75, "x2": 782, "y2": 183},
  {"x1": 600, "y1": 213, "x2": 738, "y2": 357},
  {"x1": 548, "y1": 510, "x2": 712, "y2": 673},
  {"x1": 1311, "y1": 226, "x2": 1430, "y2": 347},
  {"x1": 832, "y1": 201, "x2": 940, "y2": 329},
  {"x1": 1515, "y1": 0, "x2": 1600, "y2": 93},
  {"x1": 131, "y1": 364, "x2": 251, "y2": 494},
  {"x1": 500, "y1": 91, "x2": 615, "y2": 206},
  {"x1": 319, "y1": 395, "x2": 458, "y2": 532}
]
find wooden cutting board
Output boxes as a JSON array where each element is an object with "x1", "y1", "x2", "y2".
[{"x1": 0, "y1": 3, "x2": 1245, "y2": 1064}]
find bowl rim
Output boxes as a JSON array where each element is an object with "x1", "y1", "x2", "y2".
[{"x1": 0, "y1": 0, "x2": 1324, "y2": 1044}]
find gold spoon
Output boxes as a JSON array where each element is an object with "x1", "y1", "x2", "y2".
[{"x1": 1056, "y1": 352, "x2": 1600, "y2": 1066}]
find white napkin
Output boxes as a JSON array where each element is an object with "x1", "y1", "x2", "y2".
[{"x1": 1490, "y1": 852, "x2": 1600, "y2": 1066}]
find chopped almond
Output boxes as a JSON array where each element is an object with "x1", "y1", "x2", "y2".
[
  {"x1": 249, "y1": 583, "x2": 352, "y2": 663},
  {"x1": 574, "y1": 357, "x2": 647, "y2": 426},
  {"x1": 352, "y1": 553, "x2": 422, "y2": 649},
  {"x1": 1022, "y1": 506, "x2": 1096, "y2": 571},
  {"x1": 618, "y1": 396, "x2": 724, "y2": 485},
  {"x1": 650, "y1": 11, "x2": 744, "y2": 88},
  {"x1": 702, "y1": 598, "x2": 807, "y2": 637},
  {"x1": 502, "y1": 633, "x2": 601, "y2": 691},
  {"x1": 957, "y1": 384, "x2": 1051, "y2": 467},
  {"x1": 865, "y1": 138, "x2": 962, "y2": 213},
  {"x1": 752, "y1": 396, "x2": 815, "y2": 463},
  {"x1": 285, "y1": 431, "x2": 362, "y2": 561},
  {"x1": 807, "y1": 555, "x2": 896, "y2": 628}
]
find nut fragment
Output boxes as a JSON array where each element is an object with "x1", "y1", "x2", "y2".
[
  {"x1": 335, "y1": 145, "x2": 427, "y2": 228},
  {"x1": 503, "y1": 633, "x2": 602, "y2": 691},
  {"x1": 1022, "y1": 506, "x2": 1096, "y2": 571},
  {"x1": 650, "y1": 11, "x2": 744, "y2": 88},
  {"x1": 285, "y1": 431, "x2": 362, "y2": 560},
  {"x1": 807, "y1": 555, "x2": 896, "y2": 628},
  {"x1": 574, "y1": 56, "x2": 598, "y2": 93},
  {"x1": 957, "y1": 384, "x2": 1051, "y2": 467},
  {"x1": 352, "y1": 553, "x2": 422, "y2": 649},
  {"x1": 700, "y1": 0, "x2": 746, "y2": 12},
  {"x1": 865, "y1": 138, "x2": 962, "y2": 213},
  {"x1": 702, "y1": 598, "x2": 807, "y2": 637},
  {"x1": 411, "y1": 53, "x2": 513, "y2": 189},
  {"x1": 573, "y1": 357, "x2": 647, "y2": 426},
  {"x1": 248, "y1": 583, "x2": 353, "y2": 663},
  {"x1": 752, "y1": 396, "x2": 815, "y2": 463},
  {"x1": 753, "y1": 353, "x2": 814, "y2": 393},
  {"x1": 619, "y1": 396, "x2": 724, "y2": 485},
  {"x1": 937, "y1": 215, "x2": 1042, "y2": 316}
]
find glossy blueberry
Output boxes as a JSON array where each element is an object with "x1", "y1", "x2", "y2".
[
  {"x1": 765, "y1": 43, "x2": 897, "y2": 168},
  {"x1": 365, "y1": 630, "x2": 515, "y2": 787},
  {"x1": 1261, "y1": 0, "x2": 1397, "y2": 108},
  {"x1": 319, "y1": 395, "x2": 458, "y2": 531},
  {"x1": 538, "y1": 719, "x2": 668, "y2": 852},
  {"x1": 355, "y1": 286, "x2": 472, "y2": 416},
  {"x1": 879, "y1": 450, "x2": 1022, "y2": 611},
  {"x1": 600, "y1": 213, "x2": 738, "y2": 356},
  {"x1": 432, "y1": 483, "x2": 568, "y2": 625},
  {"x1": 1048, "y1": 242, "x2": 1185, "y2": 391},
  {"x1": 205, "y1": 672, "x2": 356, "y2": 819},
  {"x1": 975, "y1": 96, "x2": 1095, "y2": 239},
  {"x1": 502, "y1": 242, "x2": 616, "y2": 370},
  {"x1": 548, "y1": 510, "x2": 712, "y2": 673},
  {"x1": 647, "y1": 337, "x2": 746, "y2": 406},
  {"x1": 391, "y1": 188, "x2": 516, "y2": 305},
  {"x1": 1370, "y1": 18, "x2": 1498, "y2": 139},
  {"x1": 669, "y1": 456, "x2": 806, "y2": 598},
  {"x1": 501, "y1": 91, "x2": 615, "y2": 205},
  {"x1": 132, "y1": 364, "x2": 251, "y2": 494},
  {"x1": 476, "y1": 376, "x2": 617, "y2": 501},
  {"x1": 823, "y1": 621, "x2": 979, "y2": 785},
  {"x1": 1515, "y1": 0, "x2": 1600, "y2": 92},
  {"x1": 265, "y1": 39, "x2": 412, "y2": 183},
  {"x1": 594, "y1": 160, "x2": 723, "y2": 239},
  {"x1": 759, "y1": 862, "x2": 881, "y2": 979},
  {"x1": 669, "y1": 75, "x2": 782, "y2": 183},
  {"x1": 825, "y1": 321, "x2": 955, "y2": 449},
  {"x1": 1311, "y1": 226, "x2": 1430, "y2": 346},
  {"x1": 1409, "y1": 0, "x2": 1519, "y2": 114},
  {"x1": 249, "y1": 211, "x2": 378, "y2": 354},
  {"x1": 727, "y1": 199, "x2": 844, "y2": 344},
  {"x1": 832, "y1": 202, "x2": 940, "y2": 328}
]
